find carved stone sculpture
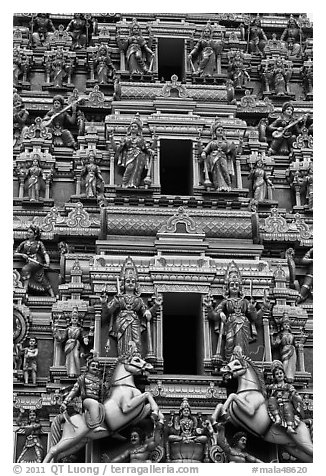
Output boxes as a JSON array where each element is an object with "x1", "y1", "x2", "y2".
[
  {"x1": 30, "y1": 13, "x2": 55, "y2": 48},
  {"x1": 42, "y1": 94, "x2": 77, "y2": 149},
  {"x1": 94, "y1": 45, "x2": 115, "y2": 84},
  {"x1": 66, "y1": 14, "x2": 91, "y2": 50},
  {"x1": 296, "y1": 248, "x2": 313, "y2": 304},
  {"x1": 14, "y1": 225, "x2": 55, "y2": 297},
  {"x1": 248, "y1": 154, "x2": 273, "y2": 202},
  {"x1": 13, "y1": 90, "x2": 29, "y2": 148},
  {"x1": 109, "y1": 114, "x2": 156, "y2": 188},
  {"x1": 22, "y1": 337, "x2": 38, "y2": 385},
  {"x1": 24, "y1": 156, "x2": 43, "y2": 202},
  {"x1": 301, "y1": 60, "x2": 313, "y2": 98},
  {"x1": 117, "y1": 18, "x2": 154, "y2": 74},
  {"x1": 200, "y1": 120, "x2": 239, "y2": 191},
  {"x1": 167, "y1": 398, "x2": 208, "y2": 462},
  {"x1": 227, "y1": 49, "x2": 250, "y2": 89},
  {"x1": 271, "y1": 313, "x2": 297, "y2": 382},
  {"x1": 248, "y1": 15, "x2": 267, "y2": 57},
  {"x1": 266, "y1": 360, "x2": 303, "y2": 433},
  {"x1": 101, "y1": 257, "x2": 161, "y2": 356},
  {"x1": 16, "y1": 409, "x2": 44, "y2": 463},
  {"x1": 53, "y1": 307, "x2": 93, "y2": 377},
  {"x1": 268, "y1": 102, "x2": 303, "y2": 156},
  {"x1": 50, "y1": 48, "x2": 67, "y2": 88},
  {"x1": 280, "y1": 15, "x2": 302, "y2": 57},
  {"x1": 188, "y1": 21, "x2": 223, "y2": 77},
  {"x1": 203, "y1": 261, "x2": 265, "y2": 361},
  {"x1": 80, "y1": 150, "x2": 105, "y2": 199}
]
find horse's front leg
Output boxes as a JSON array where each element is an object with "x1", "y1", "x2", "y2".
[
  {"x1": 222, "y1": 393, "x2": 236, "y2": 414},
  {"x1": 120, "y1": 392, "x2": 148, "y2": 414},
  {"x1": 230, "y1": 394, "x2": 257, "y2": 417}
]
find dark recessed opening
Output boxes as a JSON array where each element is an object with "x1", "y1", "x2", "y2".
[
  {"x1": 158, "y1": 37, "x2": 185, "y2": 81},
  {"x1": 163, "y1": 293, "x2": 203, "y2": 375},
  {"x1": 160, "y1": 139, "x2": 193, "y2": 195}
]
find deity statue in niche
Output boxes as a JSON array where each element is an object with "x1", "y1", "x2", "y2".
[
  {"x1": 247, "y1": 15, "x2": 268, "y2": 57},
  {"x1": 271, "y1": 312, "x2": 297, "y2": 383},
  {"x1": 16, "y1": 409, "x2": 44, "y2": 463},
  {"x1": 80, "y1": 150, "x2": 105, "y2": 199},
  {"x1": 66, "y1": 14, "x2": 92, "y2": 50},
  {"x1": 188, "y1": 21, "x2": 223, "y2": 77},
  {"x1": 30, "y1": 13, "x2": 56, "y2": 48}
]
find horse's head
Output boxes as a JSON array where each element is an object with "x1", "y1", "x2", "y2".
[
  {"x1": 220, "y1": 357, "x2": 248, "y2": 380},
  {"x1": 123, "y1": 352, "x2": 153, "y2": 376}
]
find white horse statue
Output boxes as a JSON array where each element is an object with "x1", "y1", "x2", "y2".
[
  {"x1": 212, "y1": 347, "x2": 313, "y2": 463},
  {"x1": 43, "y1": 348, "x2": 164, "y2": 462}
]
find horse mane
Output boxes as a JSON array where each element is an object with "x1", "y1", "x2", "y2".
[
  {"x1": 103, "y1": 352, "x2": 134, "y2": 400},
  {"x1": 240, "y1": 354, "x2": 267, "y2": 398}
]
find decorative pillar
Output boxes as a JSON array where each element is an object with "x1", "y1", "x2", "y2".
[
  {"x1": 155, "y1": 293, "x2": 163, "y2": 366},
  {"x1": 263, "y1": 318, "x2": 272, "y2": 362},
  {"x1": 109, "y1": 152, "x2": 115, "y2": 186},
  {"x1": 93, "y1": 305, "x2": 102, "y2": 356},
  {"x1": 75, "y1": 171, "x2": 82, "y2": 195},
  {"x1": 153, "y1": 139, "x2": 161, "y2": 187},
  {"x1": 18, "y1": 176, "x2": 25, "y2": 199},
  {"x1": 202, "y1": 300, "x2": 212, "y2": 360},
  {"x1": 297, "y1": 343, "x2": 305, "y2": 372},
  {"x1": 52, "y1": 340, "x2": 62, "y2": 367},
  {"x1": 235, "y1": 157, "x2": 243, "y2": 189}
]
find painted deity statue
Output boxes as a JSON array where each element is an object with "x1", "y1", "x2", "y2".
[
  {"x1": 22, "y1": 337, "x2": 38, "y2": 385},
  {"x1": 117, "y1": 18, "x2": 154, "y2": 74},
  {"x1": 248, "y1": 155, "x2": 273, "y2": 202},
  {"x1": 268, "y1": 102, "x2": 303, "y2": 156},
  {"x1": 101, "y1": 257, "x2": 161, "y2": 356},
  {"x1": 228, "y1": 50, "x2": 250, "y2": 89},
  {"x1": 188, "y1": 21, "x2": 223, "y2": 77},
  {"x1": 66, "y1": 14, "x2": 91, "y2": 50},
  {"x1": 296, "y1": 248, "x2": 313, "y2": 304},
  {"x1": 42, "y1": 94, "x2": 77, "y2": 149},
  {"x1": 25, "y1": 156, "x2": 43, "y2": 202},
  {"x1": 13, "y1": 90, "x2": 29, "y2": 148},
  {"x1": 280, "y1": 15, "x2": 302, "y2": 57},
  {"x1": 109, "y1": 114, "x2": 156, "y2": 188},
  {"x1": 51, "y1": 49, "x2": 67, "y2": 88},
  {"x1": 271, "y1": 313, "x2": 297, "y2": 383},
  {"x1": 95, "y1": 45, "x2": 115, "y2": 85},
  {"x1": 53, "y1": 307, "x2": 93, "y2": 377},
  {"x1": 80, "y1": 150, "x2": 105, "y2": 199},
  {"x1": 248, "y1": 15, "x2": 267, "y2": 57},
  {"x1": 16, "y1": 410, "x2": 44, "y2": 463},
  {"x1": 203, "y1": 261, "x2": 267, "y2": 361},
  {"x1": 270, "y1": 56, "x2": 292, "y2": 96},
  {"x1": 30, "y1": 14, "x2": 55, "y2": 48},
  {"x1": 201, "y1": 121, "x2": 239, "y2": 191},
  {"x1": 107, "y1": 423, "x2": 163, "y2": 463},
  {"x1": 60, "y1": 358, "x2": 106, "y2": 433},
  {"x1": 266, "y1": 360, "x2": 303, "y2": 434},
  {"x1": 168, "y1": 398, "x2": 208, "y2": 444},
  {"x1": 14, "y1": 225, "x2": 54, "y2": 296}
]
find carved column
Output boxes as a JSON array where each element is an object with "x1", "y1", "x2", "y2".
[
  {"x1": 235, "y1": 157, "x2": 243, "y2": 189},
  {"x1": 18, "y1": 176, "x2": 25, "y2": 199},
  {"x1": 155, "y1": 293, "x2": 163, "y2": 367},
  {"x1": 52, "y1": 339, "x2": 62, "y2": 367},
  {"x1": 193, "y1": 140, "x2": 200, "y2": 187},
  {"x1": 93, "y1": 305, "x2": 102, "y2": 356},
  {"x1": 109, "y1": 151, "x2": 115, "y2": 186},
  {"x1": 263, "y1": 318, "x2": 272, "y2": 361},
  {"x1": 75, "y1": 170, "x2": 82, "y2": 195},
  {"x1": 153, "y1": 138, "x2": 161, "y2": 187},
  {"x1": 297, "y1": 342, "x2": 305, "y2": 372},
  {"x1": 202, "y1": 299, "x2": 212, "y2": 361}
]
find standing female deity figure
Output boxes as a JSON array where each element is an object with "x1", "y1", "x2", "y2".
[
  {"x1": 51, "y1": 49, "x2": 66, "y2": 88},
  {"x1": 16, "y1": 410, "x2": 44, "y2": 463},
  {"x1": 271, "y1": 313, "x2": 297, "y2": 383},
  {"x1": 266, "y1": 360, "x2": 303, "y2": 434},
  {"x1": 95, "y1": 45, "x2": 115, "y2": 84},
  {"x1": 201, "y1": 121, "x2": 239, "y2": 191},
  {"x1": 280, "y1": 15, "x2": 302, "y2": 57},
  {"x1": 296, "y1": 248, "x2": 313, "y2": 304},
  {"x1": 81, "y1": 150, "x2": 105, "y2": 198},
  {"x1": 203, "y1": 261, "x2": 266, "y2": 361},
  {"x1": 188, "y1": 21, "x2": 223, "y2": 77},
  {"x1": 271, "y1": 56, "x2": 292, "y2": 96},
  {"x1": 66, "y1": 14, "x2": 91, "y2": 50},
  {"x1": 13, "y1": 91, "x2": 29, "y2": 148},
  {"x1": 228, "y1": 50, "x2": 250, "y2": 89},
  {"x1": 53, "y1": 307, "x2": 92, "y2": 378},
  {"x1": 117, "y1": 18, "x2": 154, "y2": 74},
  {"x1": 22, "y1": 337, "x2": 38, "y2": 385},
  {"x1": 14, "y1": 225, "x2": 54, "y2": 297},
  {"x1": 25, "y1": 156, "x2": 43, "y2": 202},
  {"x1": 248, "y1": 155, "x2": 273, "y2": 202},
  {"x1": 101, "y1": 257, "x2": 161, "y2": 356},
  {"x1": 268, "y1": 102, "x2": 302, "y2": 156},
  {"x1": 30, "y1": 13, "x2": 55, "y2": 48},
  {"x1": 248, "y1": 15, "x2": 267, "y2": 57},
  {"x1": 109, "y1": 114, "x2": 155, "y2": 188},
  {"x1": 42, "y1": 94, "x2": 77, "y2": 149}
]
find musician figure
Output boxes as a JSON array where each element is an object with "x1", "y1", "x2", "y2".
[
  {"x1": 268, "y1": 102, "x2": 302, "y2": 156},
  {"x1": 42, "y1": 95, "x2": 77, "y2": 149}
]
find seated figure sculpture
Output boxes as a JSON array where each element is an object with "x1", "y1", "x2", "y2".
[{"x1": 167, "y1": 398, "x2": 208, "y2": 462}]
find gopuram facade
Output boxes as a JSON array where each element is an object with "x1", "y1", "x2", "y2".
[{"x1": 13, "y1": 13, "x2": 313, "y2": 464}]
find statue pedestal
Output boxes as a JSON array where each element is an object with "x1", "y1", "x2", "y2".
[{"x1": 168, "y1": 440, "x2": 206, "y2": 463}]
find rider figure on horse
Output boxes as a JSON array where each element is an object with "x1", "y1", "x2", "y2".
[
  {"x1": 60, "y1": 358, "x2": 107, "y2": 433},
  {"x1": 267, "y1": 360, "x2": 303, "y2": 434}
]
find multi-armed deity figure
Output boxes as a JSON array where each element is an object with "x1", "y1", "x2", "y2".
[
  {"x1": 66, "y1": 13, "x2": 92, "y2": 50},
  {"x1": 268, "y1": 102, "x2": 305, "y2": 156},
  {"x1": 271, "y1": 312, "x2": 297, "y2": 383},
  {"x1": 16, "y1": 409, "x2": 44, "y2": 463},
  {"x1": 200, "y1": 120, "x2": 240, "y2": 191},
  {"x1": 280, "y1": 15, "x2": 302, "y2": 57},
  {"x1": 227, "y1": 49, "x2": 251, "y2": 89},
  {"x1": 22, "y1": 336, "x2": 38, "y2": 385},
  {"x1": 53, "y1": 307, "x2": 93, "y2": 378},
  {"x1": 109, "y1": 114, "x2": 156, "y2": 188},
  {"x1": 266, "y1": 360, "x2": 303, "y2": 434},
  {"x1": 95, "y1": 45, "x2": 115, "y2": 85},
  {"x1": 247, "y1": 15, "x2": 268, "y2": 57},
  {"x1": 13, "y1": 90, "x2": 29, "y2": 148},
  {"x1": 248, "y1": 153, "x2": 274, "y2": 202},
  {"x1": 101, "y1": 257, "x2": 162, "y2": 356},
  {"x1": 117, "y1": 18, "x2": 154, "y2": 75},
  {"x1": 14, "y1": 225, "x2": 54, "y2": 297},
  {"x1": 42, "y1": 94, "x2": 78, "y2": 149},
  {"x1": 188, "y1": 21, "x2": 223, "y2": 77},
  {"x1": 203, "y1": 261, "x2": 267, "y2": 361},
  {"x1": 30, "y1": 13, "x2": 56, "y2": 48},
  {"x1": 80, "y1": 150, "x2": 105, "y2": 199},
  {"x1": 296, "y1": 248, "x2": 313, "y2": 304}
]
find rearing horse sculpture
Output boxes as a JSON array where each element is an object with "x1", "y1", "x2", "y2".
[
  {"x1": 212, "y1": 347, "x2": 313, "y2": 463},
  {"x1": 43, "y1": 350, "x2": 164, "y2": 462}
]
